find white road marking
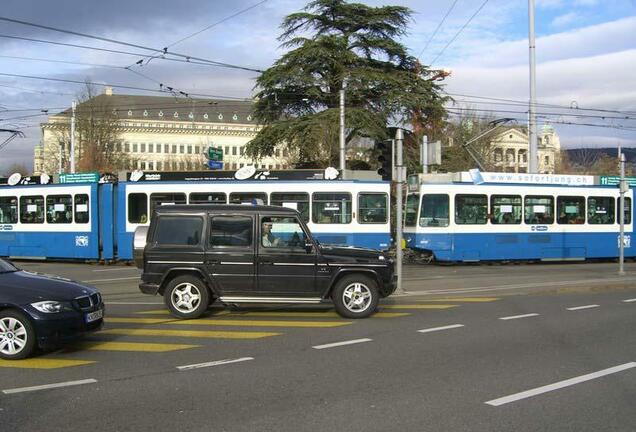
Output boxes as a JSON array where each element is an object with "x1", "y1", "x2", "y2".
[
  {"x1": 622, "y1": 298, "x2": 636, "y2": 303},
  {"x1": 313, "y1": 338, "x2": 373, "y2": 350},
  {"x1": 106, "y1": 302, "x2": 163, "y2": 305},
  {"x1": 417, "y1": 324, "x2": 465, "y2": 334},
  {"x1": 485, "y1": 362, "x2": 636, "y2": 407},
  {"x1": 83, "y1": 277, "x2": 140, "y2": 283},
  {"x1": 566, "y1": 304, "x2": 600, "y2": 311},
  {"x1": 499, "y1": 313, "x2": 540, "y2": 321},
  {"x1": 2, "y1": 379, "x2": 97, "y2": 395},
  {"x1": 92, "y1": 268, "x2": 139, "y2": 272},
  {"x1": 177, "y1": 357, "x2": 254, "y2": 371}
]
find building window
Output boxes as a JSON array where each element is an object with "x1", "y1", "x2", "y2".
[
  {"x1": 240, "y1": 147, "x2": 245, "y2": 156},
  {"x1": 194, "y1": 146, "x2": 200, "y2": 154},
  {"x1": 544, "y1": 156, "x2": 550, "y2": 165},
  {"x1": 172, "y1": 145, "x2": 177, "y2": 154},
  {"x1": 180, "y1": 145, "x2": 185, "y2": 154},
  {"x1": 225, "y1": 146, "x2": 230, "y2": 155},
  {"x1": 140, "y1": 143, "x2": 146, "y2": 153},
  {"x1": 187, "y1": 146, "x2": 192, "y2": 154},
  {"x1": 133, "y1": 143, "x2": 138, "y2": 153},
  {"x1": 164, "y1": 144, "x2": 169, "y2": 153},
  {"x1": 232, "y1": 146, "x2": 237, "y2": 156},
  {"x1": 148, "y1": 143, "x2": 154, "y2": 153},
  {"x1": 125, "y1": 143, "x2": 130, "y2": 153}
]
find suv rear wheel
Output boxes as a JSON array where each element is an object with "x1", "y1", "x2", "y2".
[
  {"x1": 331, "y1": 274, "x2": 379, "y2": 319},
  {"x1": 0, "y1": 310, "x2": 36, "y2": 360},
  {"x1": 164, "y1": 275, "x2": 210, "y2": 319}
]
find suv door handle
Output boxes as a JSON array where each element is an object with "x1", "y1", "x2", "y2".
[
  {"x1": 260, "y1": 259, "x2": 273, "y2": 265},
  {"x1": 206, "y1": 259, "x2": 220, "y2": 265}
]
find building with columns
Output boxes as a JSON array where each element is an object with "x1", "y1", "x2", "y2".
[
  {"x1": 490, "y1": 125, "x2": 561, "y2": 174},
  {"x1": 34, "y1": 88, "x2": 290, "y2": 175}
]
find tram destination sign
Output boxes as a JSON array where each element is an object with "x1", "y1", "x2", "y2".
[
  {"x1": 59, "y1": 172, "x2": 100, "y2": 184},
  {"x1": 599, "y1": 176, "x2": 636, "y2": 187}
]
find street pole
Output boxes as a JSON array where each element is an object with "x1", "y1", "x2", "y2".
[
  {"x1": 391, "y1": 139, "x2": 396, "y2": 182},
  {"x1": 619, "y1": 153, "x2": 626, "y2": 276},
  {"x1": 339, "y1": 81, "x2": 346, "y2": 179},
  {"x1": 421, "y1": 135, "x2": 428, "y2": 174},
  {"x1": 70, "y1": 100, "x2": 76, "y2": 173},
  {"x1": 395, "y1": 128, "x2": 404, "y2": 294},
  {"x1": 528, "y1": 0, "x2": 538, "y2": 173}
]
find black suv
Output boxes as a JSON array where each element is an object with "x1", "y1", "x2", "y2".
[{"x1": 135, "y1": 205, "x2": 396, "y2": 319}]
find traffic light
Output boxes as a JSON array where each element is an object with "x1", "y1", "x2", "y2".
[
  {"x1": 376, "y1": 140, "x2": 393, "y2": 181},
  {"x1": 206, "y1": 146, "x2": 224, "y2": 170}
]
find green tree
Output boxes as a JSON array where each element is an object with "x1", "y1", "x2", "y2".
[{"x1": 246, "y1": 0, "x2": 448, "y2": 167}]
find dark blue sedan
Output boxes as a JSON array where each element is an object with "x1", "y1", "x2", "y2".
[{"x1": 0, "y1": 259, "x2": 104, "y2": 359}]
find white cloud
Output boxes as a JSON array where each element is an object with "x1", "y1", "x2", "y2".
[{"x1": 551, "y1": 12, "x2": 581, "y2": 28}]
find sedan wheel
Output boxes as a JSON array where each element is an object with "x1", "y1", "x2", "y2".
[{"x1": 0, "y1": 311, "x2": 36, "y2": 360}]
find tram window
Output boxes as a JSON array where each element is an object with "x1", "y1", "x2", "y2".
[
  {"x1": 404, "y1": 194, "x2": 419, "y2": 227},
  {"x1": 312, "y1": 192, "x2": 352, "y2": 224},
  {"x1": 491, "y1": 195, "x2": 521, "y2": 224},
  {"x1": 618, "y1": 197, "x2": 632, "y2": 224},
  {"x1": 46, "y1": 195, "x2": 73, "y2": 224},
  {"x1": 524, "y1": 196, "x2": 554, "y2": 224},
  {"x1": 189, "y1": 192, "x2": 226, "y2": 204},
  {"x1": 455, "y1": 194, "x2": 488, "y2": 225},
  {"x1": 229, "y1": 192, "x2": 268, "y2": 205},
  {"x1": 270, "y1": 192, "x2": 310, "y2": 222},
  {"x1": 588, "y1": 197, "x2": 614, "y2": 224},
  {"x1": 358, "y1": 193, "x2": 388, "y2": 224},
  {"x1": 150, "y1": 193, "x2": 186, "y2": 216},
  {"x1": 155, "y1": 216, "x2": 203, "y2": 246},
  {"x1": 420, "y1": 194, "x2": 449, "y2": 227},
  {"x1": 0, "y1": 196, "x2": 18, "y2": 224},
  {"x1": 74, "y1": 194, "x2": 90, "y2": 223},
  {"x1": 557, "y1": 196, "x2": 585, "y2": 224},
  {"x1": 128, "y1": 193, "x2": 148, "y2": 223},
  {"x1": 20, "y1": 196, "x2": 44, "y2": 224}
]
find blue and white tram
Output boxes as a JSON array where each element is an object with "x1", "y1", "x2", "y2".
[
  {"x1": 404, "y1": 181, "x2": 634, "y2": 262},
  {"x1": 0, "y1": 182, "x2": 115, "y2": 260},
  {"x1": 116, "y1": 179, "x2": 391, "y2": 260}
]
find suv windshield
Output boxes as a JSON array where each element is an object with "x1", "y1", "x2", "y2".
[{"x1": 0, "y1": 259, "x2": 18, "y2": 273}]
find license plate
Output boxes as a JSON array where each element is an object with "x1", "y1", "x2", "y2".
[{"x1": 85, "y1": 309, "x2": 104, "y2": 323}]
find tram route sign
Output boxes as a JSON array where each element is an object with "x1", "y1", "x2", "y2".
[
  {"x1": 599, "y1": 176, "x2": 636, "y2": 187},
  {"x1": 59, "y1": 172, "x2": 100, "y2": 184}
]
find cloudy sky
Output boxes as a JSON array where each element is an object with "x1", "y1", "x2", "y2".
[{"x1": 1, "y1": 0, "x2": 635, "y2": 172}]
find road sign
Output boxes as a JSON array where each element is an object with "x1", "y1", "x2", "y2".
[
  {"x1": 59, "y1": 172, "x2": 100, "y2": 183},
  {"x1": 600, "y1": 176, "x2": 636, "y2": 186},
  {"x1": 207, "y1": 147, "x2": 223, "y2": 160},
  {"x1": 207, "y1": 160, "x2": 224, "y2": 170}
]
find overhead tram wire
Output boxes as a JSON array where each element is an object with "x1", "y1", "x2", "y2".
[
  {"x1": 0, "y1": 83, "x2": 75, "y2": 96},
  {"x1": 0, "y1": 16, "x2": 263, "y2": 73},
  {"x1": 430, "y1": 0, "x2": 490, "y2": 67},
  {"x1": 416, "y1": 0, "x2": 460, "y2": 59},
  {"x1": 0, "y1": 72, "x2": 253, "y2": 101},
  {"x1": 445, "y1": 104, "x2": 636, "y2": 121},
  {"x1": 132, "y1": 0, "x2": 269, "y2": 67}
]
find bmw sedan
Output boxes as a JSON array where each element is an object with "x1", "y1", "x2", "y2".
[{"x1": 0, "y1": 259, "x2": 104, "y2": 360}]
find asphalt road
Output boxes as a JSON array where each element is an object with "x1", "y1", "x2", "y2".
[{"x1": 0, "y1": 261, "x2": 634, "y2": 431}]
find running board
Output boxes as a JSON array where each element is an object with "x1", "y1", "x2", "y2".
[{"x1": 219, "y1": 296, "x2": 323, "y2": 304}]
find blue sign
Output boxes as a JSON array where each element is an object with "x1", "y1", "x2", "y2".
[{"x1": 207, "y1": 160, "x2": 224, "y2": 170}]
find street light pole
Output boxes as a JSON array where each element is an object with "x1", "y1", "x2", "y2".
[
  {"x1": 395, "y1": 128, "x2": 404, "y2": 294},
  {"x1": 528, "y1": 0, "x2": 538, "y2": 173},
  {"x1": 70, "y1": 100, "x2": 76, "y2": 173},
  {"x1": 619, "y1": 153, "x2": 626, "y2": 276}
]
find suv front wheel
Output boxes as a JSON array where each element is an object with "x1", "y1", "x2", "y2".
[
  {"x1": 331, "y1": 275, "x2": 379, "y2": 319},
  {"x1": 164, "y1": 275, "x2": 210, "y2": 319}
]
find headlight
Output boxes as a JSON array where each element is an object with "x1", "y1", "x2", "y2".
[{"x1": 31, "y1": 301, "x2": 64, "y2": 313}]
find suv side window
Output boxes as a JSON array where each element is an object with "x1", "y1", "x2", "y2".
[
  {"x1": 155, "y1": 216, "x2": 203, "y2": 246},
  {"x1": 209, "y1": 215, "x2": 253, "y2": 247},
  {"x1": 260, "y1": 216, "x2": 308, "y2": 251}
]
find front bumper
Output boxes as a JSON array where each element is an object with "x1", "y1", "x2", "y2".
[{"x1": 25, "y1": 304, "x2": 105, "y2": 349}]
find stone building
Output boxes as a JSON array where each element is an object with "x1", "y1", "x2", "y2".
[
  {"x1": 490, "y1": 125, "x2": 561, "y2": 174},
  {"x1": 34, "y1": 88, "x2": 290, "y2": 174}
]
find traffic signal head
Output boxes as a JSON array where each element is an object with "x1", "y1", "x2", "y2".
[{"x1": 376, "y1": 140, "x2": 393, "y2": 181}]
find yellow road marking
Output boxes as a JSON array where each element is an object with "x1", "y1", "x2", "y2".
[
  {"x1": 382, "y1": 304, "x2": 458, "y2": 310},
  {"x1": 134, "y1": 310, "x2": 408, "y2": 319},
  {"x1": 137, "y1": 309, "x2": 230, "y2": 316},
  {"x1": 421, "y1": 297, "x2": 500, "y2": 303},
  {"x1": 81, "y1": 341, "x2": 199, "y2": 352},
  {"x1": 106, "y1": 317, "x2": 351, "y2": 328},
  {"x1": 0, "y1": 358, "x2": 95, "y2": 369},
  {"x1": 100, "y1": 328, "x2": 280, "y2": 339}
]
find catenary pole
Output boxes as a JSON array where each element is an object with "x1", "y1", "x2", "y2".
[
  {"x1": 528, "y1": 0, "x2": 538, "y2": 173},
  {"x1": 395, "y1": 128, "x2": 404, "y2": 294},
  {"x1": 70, "y1": 100, "x2": 76, "y2": 173},
  {"x1": 339, "y1": 81, "x2": 346, "y2": 179}
]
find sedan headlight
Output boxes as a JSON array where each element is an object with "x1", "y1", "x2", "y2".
[{"x1": 31, "y1": 301, "x2": 64, "y2": 313}]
